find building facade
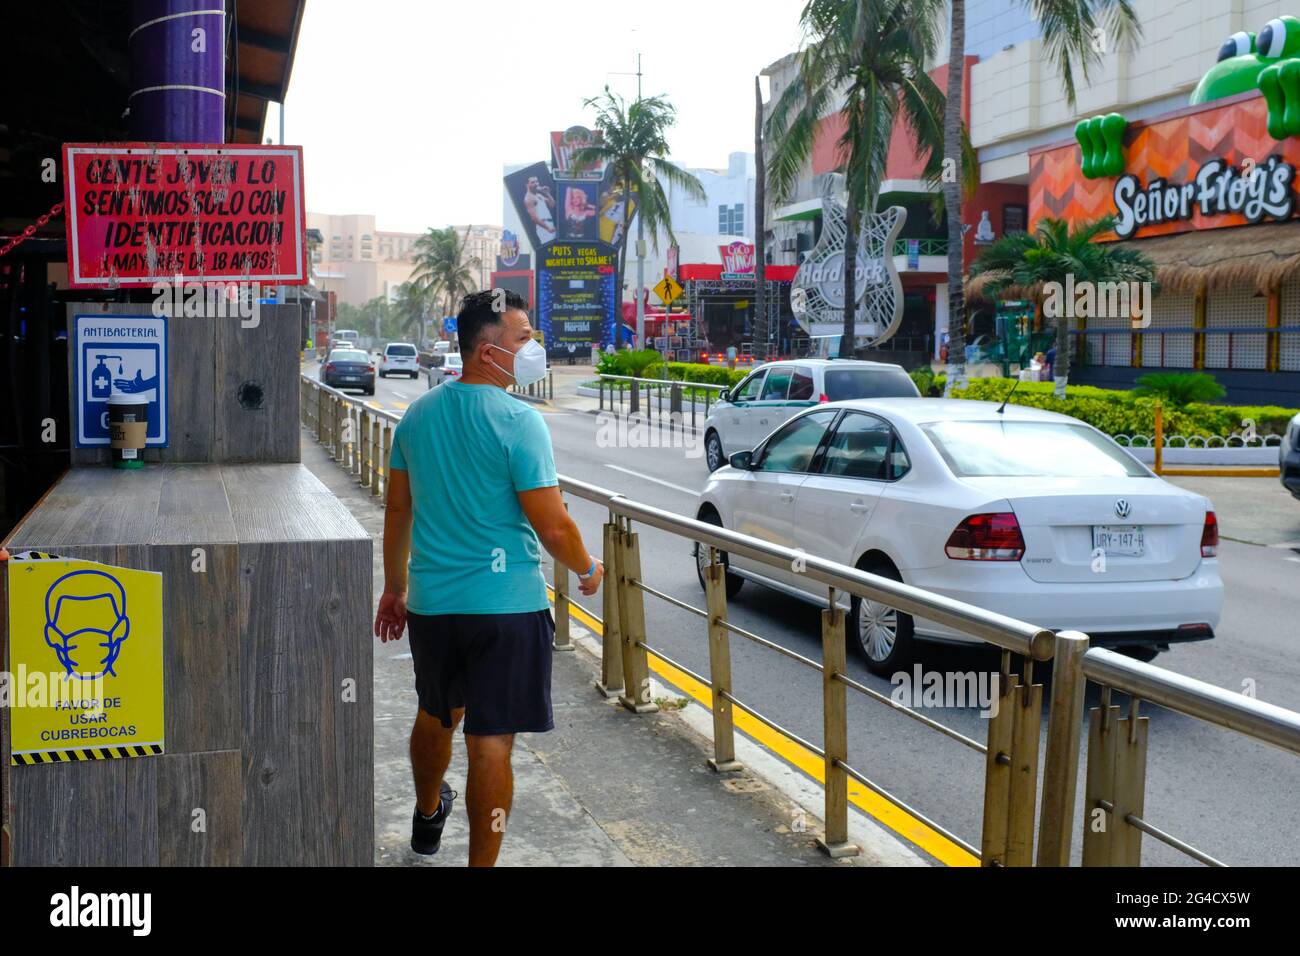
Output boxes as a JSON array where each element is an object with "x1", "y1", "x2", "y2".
[
  {"x1": 305, "y1": 212, "x2": 423, "y2": 306},
  {"x1": 759, "y1": 0, "x2": 1300, "y2": 401},
  {"x1": 449, "y1": 223, "x2": 505, "y2": 292}
]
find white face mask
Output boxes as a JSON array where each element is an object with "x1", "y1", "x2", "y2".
[{"x1": 489, "y1": 338, "x2": 548, "y2": 388}]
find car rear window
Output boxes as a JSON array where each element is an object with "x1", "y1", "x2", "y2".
[
  {"x1": 446, "y1": 354, "x2": 462, "y2": 366},
  {"x1": 330, "y1": 350, "x2": 369, "y2": 363},
  {"x1": 823, "y1": 367, "x2": 920, "y2": 401},
  {"x1": 921, "y1": 420, "x2": 1150, "y2": 478},
  {"x1": 387, "y1": 344, "x2": 417, "y2": 356}
]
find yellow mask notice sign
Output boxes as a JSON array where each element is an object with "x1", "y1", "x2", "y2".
[{"x1": 5, "y1": 553, "x2": 164, "y2": 765}]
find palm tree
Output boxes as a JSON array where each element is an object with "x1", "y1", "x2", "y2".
[
  {"x1": 411, "y1": 225, "x2": 481, "y2": 343},
  {"x1": 941, "y1": 0, "x2": 1142, "y2": 393},
  {"x1": 968, "y1": 215, "x2": 1156, "y2": 396},
  {"x1": 391, "y1": 281, "x2": 432, "y2": 344},
  {"x1": 767, "y1": 0, "x2": 950, "y2": 359},
  {"x1": 572, "y1": 89, "x2": 706, "y2": 348}
]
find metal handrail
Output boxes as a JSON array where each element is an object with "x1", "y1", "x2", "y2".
[
  {"x1": 596, "y1": 490, "x2": 1054, "y2": 661},
  {"x1": 300, "y1": 370, "x2": 1300, "y2": 867},
  {"x1": 1083, "y1": 647, "x2": 1300, "y2": 757}
]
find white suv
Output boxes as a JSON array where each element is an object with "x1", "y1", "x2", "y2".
[
  {"x1": 379, "y1": 342, "x2": 420, "y2": 378},
  {"x1": 702, "y1": 359, "x2": 920, "y2": 471}
]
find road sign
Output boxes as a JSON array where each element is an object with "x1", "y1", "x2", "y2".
[
  {"x1": 6, "y1": 553, "x2": 164, "y2": 764},
  {"x1": 74, "y1": 314, "x2": 168, "y2": 448},
  {"x1": 654, "y1": 274, "x2": 683, "y2": 306},
  {"x1": 443, "y1": 316, "x2": 458, "y2": 334}
]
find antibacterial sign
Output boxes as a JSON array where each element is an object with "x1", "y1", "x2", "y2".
[
  {"x1": 62, "y1": 143, "x2": 307, "y2": 287},
  {"x1": 5, "y1": 553, "x2": 165, "y2": 764},
  {"x1": 74, "y1": 313, "x2": 169, "y2": 448}
]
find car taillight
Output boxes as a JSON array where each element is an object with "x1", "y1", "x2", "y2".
[
  {"x1": 368, "y1": 365, "x2": 375, "y2": 373},
  {"x1": 945, "y1": 512, "x2": 1025, "y2": 561},
  {"x1": 1200, "y1": 510, "x2": 1218, "y2": 557},
  {"x1": 324, "y1": 363, "x2": 334, "y2": 373},
  {"x1": 818, "y1": 393, "x2": 829, "y2": 403}
]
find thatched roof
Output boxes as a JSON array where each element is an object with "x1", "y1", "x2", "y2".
[
  {"x1": 965, "y1": 272, "x2": 1044, "y2": 302},
  {"x1": 964, "y1": 221, "x2": 1300, "y2": 299},
  {"x1": 1129, "y1": 222, "x2": 1300, "y2": 294}
]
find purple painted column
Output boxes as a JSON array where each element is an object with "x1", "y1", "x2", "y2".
[{"x1": 129, "y1": 0, "x2": 226, "y2": 142}]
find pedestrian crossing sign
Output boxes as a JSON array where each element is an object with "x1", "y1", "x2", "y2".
[{"x1": 654, "y1": 275, "x2": 683, "y2": 306}]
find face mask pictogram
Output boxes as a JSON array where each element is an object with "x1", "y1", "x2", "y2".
[{"x1": 43, "y1": 569, "x2": 131, "y2": 679}]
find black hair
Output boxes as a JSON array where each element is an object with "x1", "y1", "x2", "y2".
[{"x1": 457, "y1": 289, "x2": 528, "y2": 356}]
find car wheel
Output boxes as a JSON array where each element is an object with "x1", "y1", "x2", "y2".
[
  {"x1": 848, "y1": 562, "x2": 915, "y2": 676},
  {"x1": 704, "y1": 430, "x2": 725, "y2": 472},
  {"x1": 1117, "y1": 645, "x2": 1161, "y2": 663},
  {"x1": 694, "y1": 508, "x2": 743, "y2": 599}
]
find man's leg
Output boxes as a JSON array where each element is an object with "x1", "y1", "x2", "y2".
[
  {"x1": 411, "y1": 706, "x2": 464, "y2": 816},
  {"x1": 464, "y1": 732, "x2": 514, "y2": 867}
]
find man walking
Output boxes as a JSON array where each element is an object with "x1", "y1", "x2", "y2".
[{"x1": 375, "y1": 289, "x2": 603, "y2": 866}]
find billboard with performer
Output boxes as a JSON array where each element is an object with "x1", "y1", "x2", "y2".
[
  {"x1": 504, "y1": 162, "x2": 558, "y2": 253},
  {"x1": 506, "y1": 128, "x2": 641, "y2": 344},
  {"x1": 536, "y1": 240, "x2": 618, "y2": 356}
]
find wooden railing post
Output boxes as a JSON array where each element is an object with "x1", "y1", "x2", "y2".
[
  {"x1": 617, "y1": 522, "x2": 657, "y2": 714},
  {"x1": 817, "y1": 592, "x2": 858, "y2": 859},
  {"x1": 704, "y1": 555, "x2": 741, "y2": 772},
  {"x1": 595, "y1": 518, "x2": 625, "y2": 698},
  {"x1": 1037, "y1": 631, "x2": 1090, "y2": 866}
]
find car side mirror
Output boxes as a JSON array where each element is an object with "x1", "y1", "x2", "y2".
[
  {"x1": 719, "y1": 388, "x2": 731, "y2": 403},
  {"x1": 729, "y1": 451, "x2": 753, "y2": 470}
]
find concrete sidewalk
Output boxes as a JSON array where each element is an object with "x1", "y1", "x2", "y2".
[{"x1": 299, "y1": 429, "x2": 919, "y2": 867}]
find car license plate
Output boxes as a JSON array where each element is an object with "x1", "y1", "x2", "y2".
[
  {"x1": 342, "y1": 376, "x2": 359, "y2": 382},
  {"x1": 1093, "y1": 525, "x2": 1144, "y2": 556}
]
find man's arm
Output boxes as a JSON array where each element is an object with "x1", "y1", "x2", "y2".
[
  {"x1": 375, "y1": 468, "x2": 413, "y2": 642},
  {"x1": 517, "y1": 485, "x2": 603, "y2": 595}
]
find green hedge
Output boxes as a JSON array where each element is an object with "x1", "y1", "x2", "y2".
[
  {"x1": 946, "y1": 376, "x2": 1297, "y2": 438},
  {"x1": 591, "y1": 356, "x2": 747, "y2": 390},
  {"x1": 662, "y1": 362, "x2": 749, "y2": 388}
]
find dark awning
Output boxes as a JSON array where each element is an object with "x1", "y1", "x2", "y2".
[{"x1": 2, "y1": 0, "x2": 306, "y2": 227}]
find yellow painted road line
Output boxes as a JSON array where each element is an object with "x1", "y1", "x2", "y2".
[
  {"x1": 547, "y1": 584, "x2": 978, "y2": 867},
  {"x1": 1157, "y1": 467, "x2": 1280, "y2": 478}
]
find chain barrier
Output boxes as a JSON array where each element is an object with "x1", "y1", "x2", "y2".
[{"x1": 0, "y1": 202, "x2": 65, "y2": 259}]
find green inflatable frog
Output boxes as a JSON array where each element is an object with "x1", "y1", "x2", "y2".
[
  {"x1": 1076, "y1": 16, "x2": 1300, "y2": 179},
  {"x1": 1191, "y1": 15, "x2": 1300, "y2": 140}
]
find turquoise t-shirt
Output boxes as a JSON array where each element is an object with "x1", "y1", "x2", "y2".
[{"x1": 388, "y1": 381, "x2": 557, "y2": 615}]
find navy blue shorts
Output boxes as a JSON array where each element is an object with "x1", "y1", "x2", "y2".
[{"x1": 406, "y1": 609, "x2": 555, "y2": 736}]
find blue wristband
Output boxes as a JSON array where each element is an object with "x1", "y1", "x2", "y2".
[{"x1": 579, "y1": 559, "x2": 596, "y2": 578}]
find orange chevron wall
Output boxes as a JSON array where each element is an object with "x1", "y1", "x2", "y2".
[{"x1": 1029, "y1": 89, "x2": 1300, "y2": 241}]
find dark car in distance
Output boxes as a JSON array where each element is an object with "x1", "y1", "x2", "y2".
[
  {"x1": 1282, "y1": 412, "x2": 1300, "y2": 500},
  {"x1": 321, "y1": 348, "x2": 375, "y2": 394}
]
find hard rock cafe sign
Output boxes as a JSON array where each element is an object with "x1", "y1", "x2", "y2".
[{"x1": 791, "y1": 178, "x2": 906, "y2": 346}]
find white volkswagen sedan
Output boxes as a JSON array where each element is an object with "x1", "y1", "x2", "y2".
[{"x1": 694, "y1": 398, "x2": 1222, "y2": 674}]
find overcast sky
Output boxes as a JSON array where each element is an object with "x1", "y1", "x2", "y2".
[{"x1": 276, "y1": 0, "x2": 807, "y2": 234}]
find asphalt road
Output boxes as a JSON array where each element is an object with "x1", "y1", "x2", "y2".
[{"x1": 323, "y1": 358, "x2": 1300, "y2": 866}]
